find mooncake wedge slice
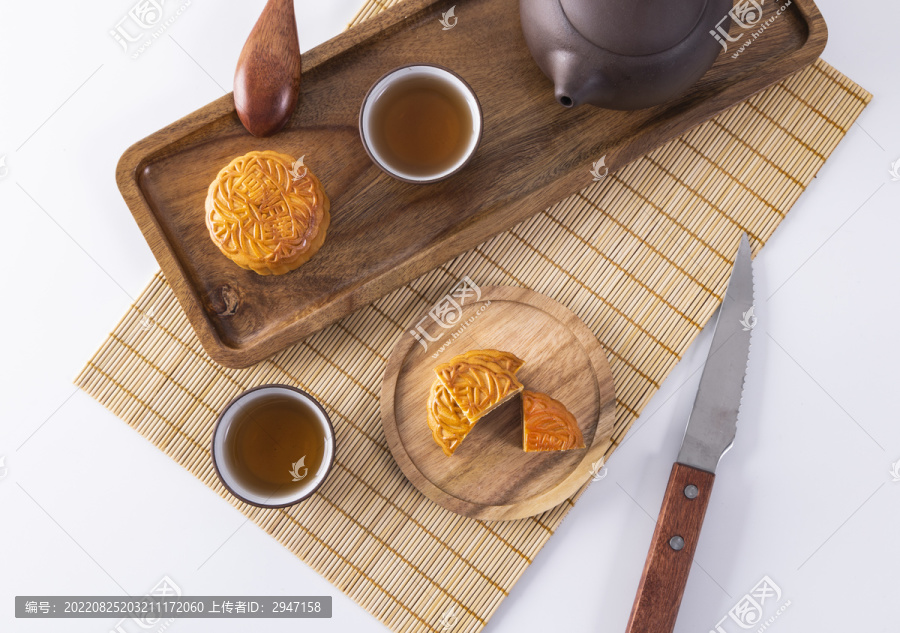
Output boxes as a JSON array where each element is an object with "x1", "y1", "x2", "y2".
[
  {"x1": 460, "y1": 349, "x2": 525, "y2": 375},
  {"x1": 522, "y1": 390, "x2": 586, "y2": 452},
  {"x1": 426, "y1": 380, "x2": 474, "y2": 457},
  {"x1": 434, "y1": 350, "x2": 525, "y2": 424}
]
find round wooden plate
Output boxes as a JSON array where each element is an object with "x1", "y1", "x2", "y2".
[{"x1": 381, "y1": 286, "x2": 616, "y2": 520}]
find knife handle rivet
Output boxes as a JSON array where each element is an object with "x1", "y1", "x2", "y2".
[
  {"x1": 684, "y1": 484, "x2": 699, "y2": 499},
  {"x1": 669, "y1": 535, "x2": 685, "y2": 551}
]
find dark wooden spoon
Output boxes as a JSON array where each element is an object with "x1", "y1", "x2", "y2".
[{"x1": 234, "y1": 0, "x2": 302, "y2": 137}]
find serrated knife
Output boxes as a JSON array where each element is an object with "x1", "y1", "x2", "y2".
[{"x1": 625, "y1": 234, "x2": 755, "y2": 633}]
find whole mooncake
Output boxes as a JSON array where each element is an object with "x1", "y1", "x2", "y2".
[
  {"x1": 522, "y1": 390, "x2": 585, "y2": 452},
  {"x1": 205, "y1": 150, "x2": 330, "y2": 275}
]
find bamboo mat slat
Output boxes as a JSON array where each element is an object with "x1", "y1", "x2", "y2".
[{"x1": 75, "y1": 1, "x2": 871, "y2": 630}]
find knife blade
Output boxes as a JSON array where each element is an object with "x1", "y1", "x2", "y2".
[{"x1": 625, "y1": 233, "x2": 755, "y2": 633}]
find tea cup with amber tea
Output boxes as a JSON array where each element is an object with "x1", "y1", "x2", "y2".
[
  {"x1": 211, "y1": 385, "x2": 336, "y2": 507},
  {"x1": 359, "y1": 63, "x2": 483, "y2": 183}
]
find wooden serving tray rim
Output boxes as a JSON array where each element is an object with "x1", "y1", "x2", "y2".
[
  {"x1": 116, "y1": 0, "x2": 492, "y2": 364},
  {"x1": 115, "y1": 0, "x2": 827, "y2": 368}
]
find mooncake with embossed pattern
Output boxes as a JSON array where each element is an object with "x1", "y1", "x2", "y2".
[
  {"x1": 522, "y1": 390, "x2": 585, "y2": 452},
  {"x1": 205, "y1": 150, "x2": 329, "y2": 275},
  {"x1": 433, "y1": 349, "x2": 525, "y2": 424}
]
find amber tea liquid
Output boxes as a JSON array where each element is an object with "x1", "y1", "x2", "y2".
[
  {"x1": 368, "y1": 74, "x2": 475, "y2": 178},
  {"x1": 226, "y1": 392, "x2": 327, "y2": 499}
]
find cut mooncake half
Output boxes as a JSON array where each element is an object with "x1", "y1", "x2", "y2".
[
  {"x1": 522, "y1": 390, "x2": 586, "y2": 452},
  {"x1": 426, "y1": 380, "x2": 474, "y2": 457},
  {"x1": 458, "y1": 349, "x2": 525, "y2": 375},
  {"x1": 433, "y1": 349, "x2": 525, "y2": 425}
]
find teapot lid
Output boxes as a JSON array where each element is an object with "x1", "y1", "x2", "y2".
[{"x1": 559, "y1": 0, "x2": 710, "y2": 57}]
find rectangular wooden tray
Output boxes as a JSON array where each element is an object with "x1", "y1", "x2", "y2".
[{"x1": 117, "y1": 0, "x2": 826, "y2": 368}]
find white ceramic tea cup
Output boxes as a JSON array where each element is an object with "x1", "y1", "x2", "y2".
[
  {"x1": 211, "y1": 384, "x2": 336, "y2": 508},
  {"x1": 358, "y1": 63, "x2": 483, "y2": 183}
]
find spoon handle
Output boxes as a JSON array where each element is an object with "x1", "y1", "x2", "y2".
[{"x1": 234, "y1": 0, "x2": 302, "y2": 137}]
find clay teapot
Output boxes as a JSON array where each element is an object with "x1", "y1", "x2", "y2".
[{"x1": 520, "y1": 0, "x2": 734, "y2": 109}]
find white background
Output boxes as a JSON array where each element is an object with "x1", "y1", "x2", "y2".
[{"x1": 1, "y1": 0, "x2": 898, "y2": 632}]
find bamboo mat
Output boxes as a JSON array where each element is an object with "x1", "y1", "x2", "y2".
[{"x1": 75, "y1": 1, "x2": 871, "y2": 630}]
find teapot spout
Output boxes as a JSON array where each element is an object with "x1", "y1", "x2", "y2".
[
  {"x1": 555, "y1": 88, "x2": 576, "y2": 108},
  {"x1": 549, "y1": 51, "x2": 594, "y2": 108}
]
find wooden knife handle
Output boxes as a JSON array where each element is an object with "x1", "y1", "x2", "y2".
[{"x1": 625, "y1": 462, "x2": 715, "y2": 633}]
